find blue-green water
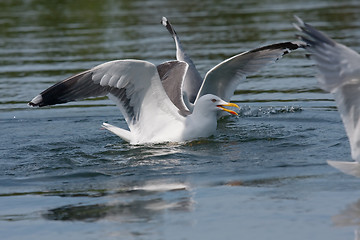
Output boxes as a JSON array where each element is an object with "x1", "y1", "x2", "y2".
[{"x1": 1, "y1": 0, "x2": 360, "y2": 239}]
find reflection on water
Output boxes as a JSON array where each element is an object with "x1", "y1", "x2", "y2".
[
  {"x1": 333, "y1": 198, "x2": 360, "y2": 240},
  {"x1": 333, "y1": 199, "x2": 360, "y2": 227},
  {"x1": 0, "y1": 180, "x2": 193, "y2": 223},
  {"x1": 43, "y1": 181, "x2": 193, "y2": 222}
]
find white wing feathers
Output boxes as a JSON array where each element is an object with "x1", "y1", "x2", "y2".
[{"x1": 196, "y1": 41, "x2": 301, "y2": 102}]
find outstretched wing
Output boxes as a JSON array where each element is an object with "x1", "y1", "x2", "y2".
[
  {"x1": 162, "y1": 16, "x2": 203, "y2": 103},
  {"x1": 295, "y1": 16, "x2": 360, "y2": 162},
  {"x1": 195, "y1": 41, "x2": 301, "y2": 103},
  {"x1": 29, "y1": 60, "x2": 186, "y2": 139}
]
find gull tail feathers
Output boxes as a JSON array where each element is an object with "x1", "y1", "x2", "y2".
[
  {"x1": 327, "y1": 160, "x2": 360, "y2": 177},
  {"x1": 102, "y1": 123, "x2": 133, "y2": 143}
]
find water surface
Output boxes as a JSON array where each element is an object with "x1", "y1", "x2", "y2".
[{"x1": 1, "y1": 0, "x2": 360, "y2": 239}]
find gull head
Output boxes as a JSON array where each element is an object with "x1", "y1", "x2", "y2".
[
  {"x1": 183, "y1": 94, "x2": 239, "y2": 140},
  {"x1": 194, "y1": 94, "x2": 239, "y2": 116}
]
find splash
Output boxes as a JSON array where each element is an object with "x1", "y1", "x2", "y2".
[{"x1": 238, "y1": 105, "x2": 302, "y2": 117}]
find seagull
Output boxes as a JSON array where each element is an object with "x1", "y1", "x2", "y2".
[
  {"x1": 294, "y1": 16, "x2": 360, "y2": 176},
  {"x1": 161, "y1": 16, "x2": 302, "y2": 112},
  {"x1": 29, "y1": 59, "x2": 239, "y2": 144},
  {"x1": 29, "y1": 17, "x2": 299, "y2": 145}
]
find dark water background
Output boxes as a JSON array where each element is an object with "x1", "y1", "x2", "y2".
[{"x1": 1, "y1": 0, "x2": 360, "y2": 239}]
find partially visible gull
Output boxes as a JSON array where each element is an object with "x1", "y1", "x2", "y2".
[
  {"x1": 161, "y1": 17, "x2": 302, "y2": 111},
  {"x1": 294, "y1": 16, "x2": 360, "y2": 176},
  {"x1": 29, "y1": 60, "x2": 239, "y2": 144}
]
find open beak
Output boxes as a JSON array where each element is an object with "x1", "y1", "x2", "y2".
[{"x1": 217, "y1": 102, "x2": 240, "y2": 115}]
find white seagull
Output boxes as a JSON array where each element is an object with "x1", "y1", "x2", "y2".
[
  {"x1": 29, "y1": 60, "x2": 239, "y2": 144},
  {"x1": 161, "y1": 16, "x2": 301, "y2": 111},
  {"x1": 294, "y1": 16, "x2": 360, "y2": 176}
]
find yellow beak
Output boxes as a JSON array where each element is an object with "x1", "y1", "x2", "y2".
[{"x1": 217, "y1": 102, "x2": 240, "y2": 115}]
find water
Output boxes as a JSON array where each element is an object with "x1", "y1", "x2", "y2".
[{"x1": 1, "y1": 0, "x2": 360, "y2": 239}]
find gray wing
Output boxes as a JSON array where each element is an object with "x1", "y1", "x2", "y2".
[
  {"x1": 162, "y1": 16, "x2": 203, "y2": 103},
  {"x1": 195, "y1": 41, "x2": 301, "y2": 103},
  {"x1": 157, "y1": 61, "x2": 191, "y2": 116},
  {"x1": 29, "y1": 60, "x2": 185, "y2": 129},
  {"x1": 295, "y1": 16, "x2": 360, "y2": 162},
  {"x1": 28, "y1": 70, "x2": 108, "y2": 107}
]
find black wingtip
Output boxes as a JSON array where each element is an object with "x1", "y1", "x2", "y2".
[
  {"x1": 28, "y1": 94, "x2": 43, "y2": 107},
  {"x1": 28, "y1": 102, "x2": 36, "y2": 107},
  {"x1": 161, "y1": 16, "x2": 176, "y2": 37},
  {"x1": 249, "y1": 41, "x2": 302, "y2": 55}
]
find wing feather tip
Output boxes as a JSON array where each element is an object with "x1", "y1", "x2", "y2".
[
  {"x1": 161, "y1": 16, "x2": 176, "y2": 37},
  {"x1": 293, "y1": 16, "x2": 336, "y2": 47},
  {"x1": 161, "y1": 16, "x2": 168, "y2": 26},
  {"x1": 293, "y1": 15, "x2": 304, "y2": 27},
  {"x1": 327, "y1": 160, "x2": 360, "y2": 177},
  {"x1": 28, "y1": 94, "x2": 43, "y2": 107},
  {"x1": 101, "y1": 122, "x2": 133, "y2": 143}
]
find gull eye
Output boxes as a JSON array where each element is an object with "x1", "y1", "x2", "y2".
[{"x1": 211, "y1": 98, "x2": 217, "y2": 103}]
